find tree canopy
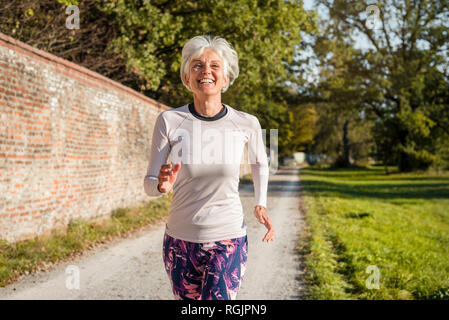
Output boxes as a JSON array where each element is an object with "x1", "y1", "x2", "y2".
[{"x1": 297, "y1": 0, "x2": 449, "y2": 171}]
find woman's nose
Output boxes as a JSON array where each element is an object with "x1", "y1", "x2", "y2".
[{"x1": 202, "y1": 64, "x2": 212, "y2": 74}]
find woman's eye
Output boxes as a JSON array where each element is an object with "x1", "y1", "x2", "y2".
[{"x1": 192, "y1": 63, "x2": 220, "y2": 69}]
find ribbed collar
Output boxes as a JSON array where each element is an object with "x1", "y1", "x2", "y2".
[{"x1": 188, "y1": 102, "x2": 228, "y2": 121}]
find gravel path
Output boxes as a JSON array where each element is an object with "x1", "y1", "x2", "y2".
[{"x1": 0, "y1": 167, "x2": 305, "y2": 300}]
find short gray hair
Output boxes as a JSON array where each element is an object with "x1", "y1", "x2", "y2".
[{"x1": 180, "y1": 35, "x2": 239, "y2": 93}]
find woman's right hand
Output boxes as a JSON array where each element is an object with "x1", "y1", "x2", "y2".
[{"x1": 158, "y1": 163, "x2": 181, "y2": 193}]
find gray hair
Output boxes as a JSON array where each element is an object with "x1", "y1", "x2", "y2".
[{"x1": 180, "y1": 35, "x2": 239, "y2": 93}]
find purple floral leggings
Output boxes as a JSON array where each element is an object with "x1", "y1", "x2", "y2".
[{"x1": 162, "y1": 231, "x2": 248, "y2": 300}]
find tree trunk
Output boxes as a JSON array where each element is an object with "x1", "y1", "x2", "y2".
[
  {"x1": 397, "y1": 126, "x2": 413, "y2": 172},
  {"x1": 342, "y1": 119, "x2": 351, "y2": 167},
  {"x1": 399, "y1": 150, "x2": 413, "y2": 172}
]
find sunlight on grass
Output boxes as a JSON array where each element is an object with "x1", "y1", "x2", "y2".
[{"x1": 298, "y1": 166, "x2": 449, "y2": 300}]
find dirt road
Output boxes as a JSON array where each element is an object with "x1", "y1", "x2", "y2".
[{"x1": 0, "y1": 167, "x2": 305, "y2": 300}]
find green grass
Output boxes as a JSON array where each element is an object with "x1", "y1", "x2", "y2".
[
  {"x1": 298, "y1": 165, "x2": 449, "y2": 300},
  {"x1": 0, "y1": 194, "x2": 172, "y2": 287},
  {"x1": 239, "y1": 173, "x2": 253, "y2": 186}
]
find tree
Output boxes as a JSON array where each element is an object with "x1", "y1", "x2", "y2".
[
  {"x1": 313, "y1": 0, "x2": 449, "y2": 171},
  {"x1": 291, "y1": 34, "x2": 376, "y2": 167},
  {"x1": 306, "y1": 100, "x2": 375, "y2": 167},
  {"x1": 289, "y1": 103, "x2": 318, "y2": 153}
]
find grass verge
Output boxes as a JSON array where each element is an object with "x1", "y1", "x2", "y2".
[
  {"x1": 298, "y1": 165, "x2": 449, "y2": 299},
  {"x1": 0, "y1": 194, "x2": 172, "y2": 287},
  {"x1": 239, "y1": 173, "x2": 253, "y2": 186}
]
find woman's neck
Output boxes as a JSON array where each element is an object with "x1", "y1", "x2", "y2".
[{"x1": 192, "y1": 94, "x2": 224, "y2": 117}]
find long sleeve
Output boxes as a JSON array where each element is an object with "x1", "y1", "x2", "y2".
[
  {"x1": 143, "y1": 112, "x2": 171, "y2": 197},
  {"x1": 248, "y1": 117, "x2": 269, "y2": 208}
]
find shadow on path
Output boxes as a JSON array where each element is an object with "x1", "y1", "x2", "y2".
[{"x1": 239, "y1": 166, "x2": 303, "y2": 198}]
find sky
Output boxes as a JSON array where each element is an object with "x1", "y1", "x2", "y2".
[{"x1": 302, "y1": 0, "x2": 376, "y2": 50}]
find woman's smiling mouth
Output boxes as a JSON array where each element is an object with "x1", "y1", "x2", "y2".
[{"x1": 198, "y1": 78, "x2": 215, "y2": 85}]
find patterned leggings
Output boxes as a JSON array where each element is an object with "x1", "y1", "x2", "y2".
[{"x1": 162, "y1": 231, "x2": 248, "y2": 300}]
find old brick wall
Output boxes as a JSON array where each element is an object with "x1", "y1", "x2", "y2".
[{"x1": 0, "y1": 32, "x2": 170, "y2": 242}]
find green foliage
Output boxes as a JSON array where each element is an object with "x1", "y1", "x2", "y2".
[
  {"x1": 307, "y1": 100, "x2": 375, "y2": 166},
  {"x1": 238, "y1": 173, "x2": 253, "y2": 186},
  {"x1": 289, "y1": 104, "x2": 318, "y2": 152},
  {"x1": 97, "y1": 0, "x2": 183, "y2": 92},
  {"x1": 56, "y1": 0, "x2": 79, "y2": 6},
  {"x1": 298, "y1": 36, "x2": 378, "y2": 166}
]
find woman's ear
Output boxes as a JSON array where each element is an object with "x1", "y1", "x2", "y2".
[
  {"x1": 184, "y1": 74, "x2": 190, "y2": 89},
  {"x1": 222, "y1": 73, "x2": 230, "y2": 92}
]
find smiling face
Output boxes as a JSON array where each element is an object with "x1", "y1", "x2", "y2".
[{"x1": 184, "y1": 48, "x2": 229, "y2": 96}]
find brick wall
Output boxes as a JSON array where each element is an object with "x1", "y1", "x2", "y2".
[{"x1": 0, "y1": 32, "x2": 170, "y2": 243}]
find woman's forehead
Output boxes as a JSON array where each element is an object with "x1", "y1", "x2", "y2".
[{"x1": 191, "y1": 49, "x2": 223, "y2": 63}]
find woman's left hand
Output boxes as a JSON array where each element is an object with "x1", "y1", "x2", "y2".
[{"x1": 254, "y1": 205, "x2": 274, "y2": 242}]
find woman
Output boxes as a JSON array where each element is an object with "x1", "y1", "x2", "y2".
[{"x1": 144, "y1": 35, "x2": 274, "y2": 300}]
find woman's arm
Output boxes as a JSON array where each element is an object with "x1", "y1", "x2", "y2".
[
  {"x1": 248, "y1": 117, "x2": 274, "y2": 242},
  {"x1": 248, "y1": 117, "x2": 269, "y2": 207},
  {"x1": 143, "y1": 113, "x2": 171, "y2": 197}
]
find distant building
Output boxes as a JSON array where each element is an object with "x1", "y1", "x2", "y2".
[
  {"x1": 293, "y1": 152, "x2": 305, "y2": 164},
  {"x1": 305, "y1": 153, "x2": 332, "y2": 164},
  {"x1": 280, "y1": 152, "x2": 332, "y2": 166}
]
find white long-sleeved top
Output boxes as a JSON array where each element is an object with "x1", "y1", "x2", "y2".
[{"x1": 143, "y1": 103, "x2": 269, "y2": 243}]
